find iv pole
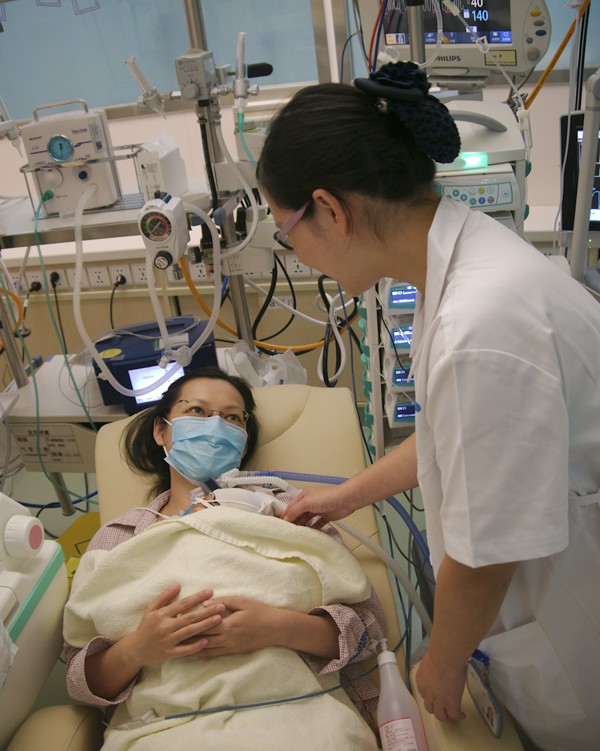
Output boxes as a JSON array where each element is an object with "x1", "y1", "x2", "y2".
[
  {"x1": 569, "y1": 67, "x2": 600, "y2": 282},
  {"x1": 182, "y1": 0, "x2": 255, "y2": 348}
]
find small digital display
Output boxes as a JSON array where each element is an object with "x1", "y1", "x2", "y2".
[
  {"x1": 392, "y1": 365, "x2": 412, "y2": 386},
  {"x1": 129, "y1": 364, "x2": 185, "y2": 405},
  {"x1": 578, "y1": 127, "x2": 600, "y2": 225},
  {"x1": 389, "y1": 284, "x2": 417, "y2": 310},
  {"x1": 384, "y1": 0, "x2": 512, "y2": 46},
  {"x1": 391, "y1": 326, "x2": 413, "y2": 350},
  {"x1": 395, "y1": 401, "x2": 417, "y2": 422},
  {"x1": 560, "y1": 113, "x2": 600, "y2": 233}
]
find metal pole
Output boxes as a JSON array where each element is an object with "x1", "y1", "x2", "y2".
[
  {"x1": 407, "y1": 0, "x2": 426, "y2": 65},
  {"x1": 569, "y1": 68, "x2": 600, "y2": 282},
  {"x1": 0, "y1": 295, "x2": 28, "y2": 387},
  {"x1": 49, "y1": 472, "x2": 75, "y2": 516},
  {"x1": 183, "y1": 0, "x2": 208, "y2": 50}
]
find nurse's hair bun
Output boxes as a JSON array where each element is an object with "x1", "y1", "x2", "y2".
[{"x1": 354, "y1": 61, "x2": 461, "y2": 164}]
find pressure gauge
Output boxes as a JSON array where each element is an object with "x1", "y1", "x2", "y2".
[
  {"x1": 47, "y1": 134, "x2": 75, "y2": 163},
  {"x1": 138, "y1": 196, "x2": 189, "y2": 266},
  {"x1": 140, "y1": 210, "x2": 173, "y2": 243}
]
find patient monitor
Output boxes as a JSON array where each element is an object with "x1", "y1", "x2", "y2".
[{"x1": 359, "y1": 0, "x2": 551, "y2": 90}]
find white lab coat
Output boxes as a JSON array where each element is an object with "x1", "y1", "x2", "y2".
[{"x1": 410, "y1": 198, "x2": 600, "y2": 751}]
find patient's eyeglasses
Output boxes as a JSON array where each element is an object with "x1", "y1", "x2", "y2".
[
  {"x1": 172, "y1": 399, "x2": 249, "y2": 427},
  {"x1": 273, "y1": 202, "x2": 310, "y2": 250}
]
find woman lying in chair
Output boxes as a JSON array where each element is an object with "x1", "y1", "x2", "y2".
[{"x1": 63, "y1": 367, "x2": 384, "y2": 751}]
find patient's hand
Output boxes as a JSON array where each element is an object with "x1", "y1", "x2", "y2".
[
  {"x1": 196, "y1": 596, "x2": 281, "y2": 657},
  {"x1": 199, "y1": 596, "x2": 340, "y2": 660},
  {"x1": 128, "y1": 584, "x2": 226, "y2": 666}
]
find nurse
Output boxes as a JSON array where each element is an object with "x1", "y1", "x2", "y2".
[{"x1": 257, "y1": 61, "x2": 600, "y2": 751}]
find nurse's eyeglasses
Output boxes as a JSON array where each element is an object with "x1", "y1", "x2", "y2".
[{"x1": 273, "y1": 202, "x2": 310, "y2": 250}]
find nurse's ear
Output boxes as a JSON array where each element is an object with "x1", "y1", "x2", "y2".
[{"x1": 312, "y1": 188, "x2": 352, "y2": 239}]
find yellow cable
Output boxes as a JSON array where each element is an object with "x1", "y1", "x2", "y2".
[
  {"x1": 0, "y1": 287, "x2": 25, "y2": 350},
  {"x1": 524, "y1": 0, "x2": 590, "y2": 111},
  {"x1": 179, "y1": 256, "x2": 333, "y2": 353}
]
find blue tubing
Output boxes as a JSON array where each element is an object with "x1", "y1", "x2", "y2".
[{"x1": 260, "y1": 470, "x2": 430, "y2": 563}]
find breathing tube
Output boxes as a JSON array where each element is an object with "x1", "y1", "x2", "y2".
[
  {"x1": 72, "y1": 186, "x2": 181, "y2": 397},
  {"x1": 218, "y1": 469, "x2": 432, "y2": 634}
]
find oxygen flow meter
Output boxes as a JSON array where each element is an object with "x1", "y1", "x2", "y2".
[{"x1": 138, "y1": 194, "x2": 190, "y2": 269}]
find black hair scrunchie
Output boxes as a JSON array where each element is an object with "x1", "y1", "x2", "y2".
[{"x1": 354, "y1": 62, "x2": 461, "y2": 164}]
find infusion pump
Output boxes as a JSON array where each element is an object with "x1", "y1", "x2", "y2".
[{"x1": 436, "y1": 100, "x2": 528, "y2": 235}]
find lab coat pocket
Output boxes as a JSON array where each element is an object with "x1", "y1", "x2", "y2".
[{"x1": 481, "y1": 620, "x2": 586, "y2": 724}]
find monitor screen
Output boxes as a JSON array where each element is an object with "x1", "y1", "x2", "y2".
[
  {"x1": 560, "y1": 112, "x2": 600, "y2": 233},
  {"x1": 129, "y1": 364, "x2": 185, "y2": 406},
  {"x1": 383, "y1": 0, "x2": 512, "y2": 47}
]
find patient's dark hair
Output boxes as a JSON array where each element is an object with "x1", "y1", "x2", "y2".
[{"x1": 122, "y1": 367, "x2": 259, "y2": 500}]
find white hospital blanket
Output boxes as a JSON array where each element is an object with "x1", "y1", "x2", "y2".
[{"x1": 64, "y1": 507, "x2": 378, "y2": 751}]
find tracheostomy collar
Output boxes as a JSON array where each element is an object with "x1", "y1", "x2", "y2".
[{"x1": 163, "y1": 415, "x2": 247, "y2": 485}]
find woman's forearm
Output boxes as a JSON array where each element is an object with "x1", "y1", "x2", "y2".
[
  {"x1": 428, "y1": 554, "x2": 517, "y2": 671},
  {"x1": 84, "y1": 633, "x2": 143, "y2": 700},
  {"x1": 275, "y1": 611, "x2": 341, "y2": 659},
  {"x1": 345, "y1": 432, "x2": 418, "y2": 509}
]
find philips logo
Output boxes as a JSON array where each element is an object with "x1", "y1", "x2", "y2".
[{"x1": 437, "y1": 55, "x2": 462, "y2": 62}]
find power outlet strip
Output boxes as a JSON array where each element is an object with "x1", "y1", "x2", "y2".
[
  {"x1": 131, "y1": 262, "x2": 149, "y2": 285},
  {"x1": 66, "y1": 266, "x2": 89, "y2": 288},
  {"x1": 87, "y1": 265, "x2": 111, "y2": 287},
  {"x1": 108, "y1": 263, "x2": 132, "y2": 286},
  {"x1": 284, "y1": 254, "x2": 313, "y2": 277}
]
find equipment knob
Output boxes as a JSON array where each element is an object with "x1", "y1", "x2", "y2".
[
  {"x1": 4, "y1": 515, "x2": 44, "y2": 558},
  {"x1": 154, "y1": 251, "x2": 173, "y2": 270},
  {"x1": 40, "y1": 168, "x2": 63, "y2": 189},
  {"x1": 182, "y1": 82, "x2": 201, "y2": 100}
]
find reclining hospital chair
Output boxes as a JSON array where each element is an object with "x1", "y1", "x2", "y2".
[{"x1": 7, "y1": 385, "x2": 524, "y2": 751}]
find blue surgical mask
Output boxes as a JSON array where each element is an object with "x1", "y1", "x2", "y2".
[{"x1": 163, "y1": 415, "x2": 247, "y2": 485}]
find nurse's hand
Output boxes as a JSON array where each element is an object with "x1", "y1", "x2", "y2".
[
  {"x1": 281, "y1": 485, "x2": 358, "y2": 527},
  {"x1": 415, "y1": 651, "x2": 467, "y2": 723},
  {"x1": 128, "y1": 584, "x2": 226, "y2": 666}
]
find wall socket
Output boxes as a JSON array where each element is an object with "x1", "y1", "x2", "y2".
[
  {"x1": 188, "y1": 262, "x2": 209, "y2": 281},
  {"x1": 284, "y1": 254, "x2": 313, "y2": 277},
  {"x1": 66, "y1": 266, "x2": 89, "y2": 289},
  {"x1": 47, "y1": 269, "x2": 68, "y2": 289},
  {"x1": 24, "y1": 269, "x2": 45, "y2": 290},
  {"x1": 131, "y1": 262, "x2": 149, "y2": 285},
  {"x1": 87, "y1": 265, "x2": 111, "y2": 287},
  {"x1": 108, "y1": 263, "x2": 132, "y2": 286},
  {"x1": 164, "y1": 262, "x2": 209, "y2": 284}
]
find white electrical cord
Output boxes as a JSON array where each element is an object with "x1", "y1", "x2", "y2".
[
  {"x1": 15, "y1": 246, "x2": 32, "y2": 294},
  {"x1": 143, "y1": 248, "x2": 172, "y2": 364},
  {"x1": 0, "y1": 258, "x2": 17, "y2": 295},
  {"x1": 182, "y1": 202, "x2": 223, "y2": 360},
  {"x1": 72, "y1": 186, "x2": 180, "y2": 397},
  {"x1": 317, "y1": 291, "x2": 348, "y2": 385},
  {"x1": 212, "y1": 120, "x2": 260, "y2": 260},
  {"x1": 243, "y1": 276, "x2": 329, "y2": 327}
]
